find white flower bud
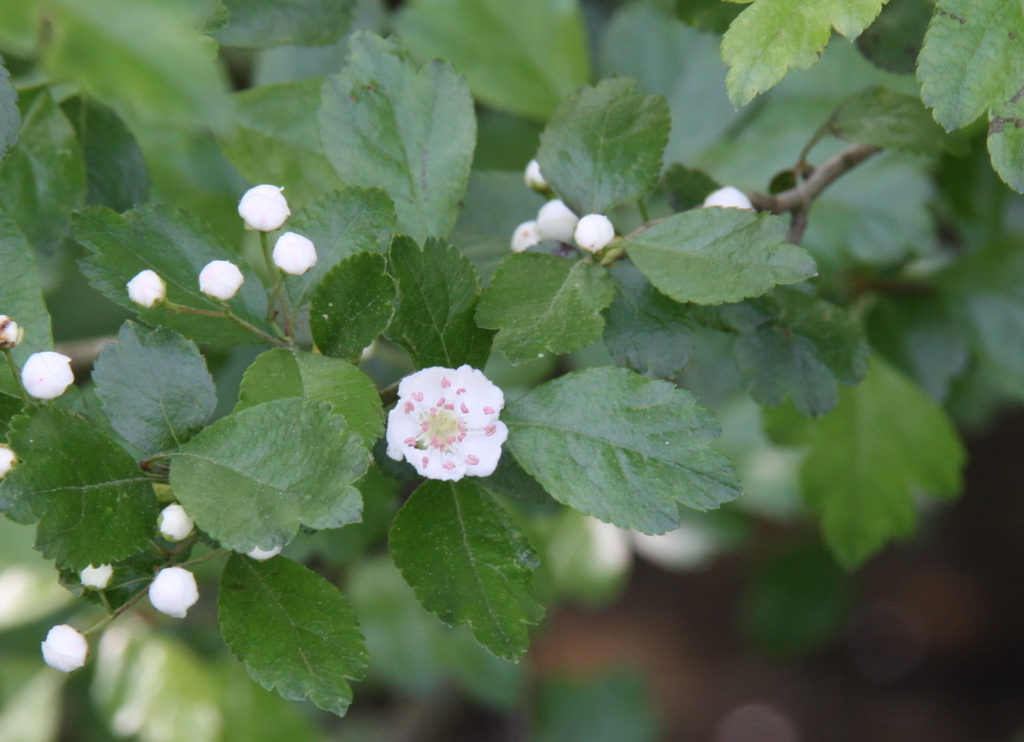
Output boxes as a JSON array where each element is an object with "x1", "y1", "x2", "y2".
[
  {"x1": 41, "y1": 625, "x2": 88, "y2": 673},
  {"x1": 574, "y1": 214, "x2": 616, "y2": 253},
  {"x1": 0, "y1": 315, "x2": 23, "y2": 349},
  {"x1": 198, "y1": 260, "x2": 244, "y2": 301},
  {"x1": 158, "y1": 504, "x2": 194, "y2": 542},
  {"x1": 238, "y1": 184, "x2": 290, "y2": 232},
  {"x1": 246, "y1": 546, "x2": 282, "y2": 561},
  {"x1": 524, "y1": 159, "x2": 548, "y2": 191},
  {"x1": 535, "y1": 199, "x2": 579, "y2": 243},
  {"x1": 272, "y1": 232, "x2": 318, "y2": 275},
  {"x1": 21, "y1": 352, "x2": 74, "y2": 400},
  {"x1": 80, "y1": 564, "x2": 113, "y2": 590},
  {"x1": 149, "y1": 567, "x2": 199, "y2": 618},
  {"x1": 0, "y1": 444, "x2": 15, "y2": 478},
  {"x1": 126, "y1": 270, "x2": 167, "y2": 309},
  {"x1": 702, "y1": 186, "x2": 754, "y2": 210},
  {"x1": 511, "y1": 221, "x2": 540, "y2": 253}
]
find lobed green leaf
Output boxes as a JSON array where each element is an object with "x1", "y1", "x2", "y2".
[{"x1": 311, "y1": 252, "x2": 395, "y2": 361}]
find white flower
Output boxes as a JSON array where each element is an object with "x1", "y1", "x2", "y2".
[
  {"x1": 702, "y1": 186, "x2": 754, "y2": 210},
  {"x1": 0, "y1": 444, "x2": 15, "y2": 478},
  {"x1": 0, "y1": 315, "x2": 22, "y2": 349},
  {"x1": 574, "y1": 214, "x2": 616, "y2": 252},
  {"x1": 158, "y1": 504, "x2": 194, "y2": 542},
  {"x1": 535, "y1": 199, "x2": 579, "y2": 243},
  {"x1": 238, "y1": 184, "x2": 290, "y2": 231},
  {"x1": 272, "y1": 232, "x2": 317, "y2": 275},
  {"x1": 148, "y1": 567, "x2": 199, "y2": 618},
  {"x1": 41, "y1": 625, "x2": 88, "y2": 673},
  {"x1": 246, "y1": 546, "x2": 281, "y2": 561},
  {"x1": 21, "y1": 352, "x2": 74, "y2": 400},
  {"x1": 198, "y1": 260, "x2": 244, "y2": 301},
  {"x1": 80, "y1": 564, "x2": 113, "y2": 590},
  {"x1": 126, "y1": 270, "x2": 167, "y2": 309},
  {"x1": 511, "y1": 221, "x2": 540, "y2": 253},
  {"x1": 524, "y1": 159, "x2": 548, "y2": 191},
  {"x1": 386, "y1": 365, "x2": 508, "y2": 482}
]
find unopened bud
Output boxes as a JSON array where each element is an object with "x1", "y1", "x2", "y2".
[
  {"x1": 272, "y1": 232, "x2": 317, "y2": 275},
  {"x1": 524, "y1": 159, "x2": 548, "y2": 191},
  {"x1": 0, "y1": 316, "x2": 23, "y2": 349},
  {"x1": 238, "y1": 184, "x2": 290, "y2": 232},
  {"x1": 126, "y1": 270, "x2": 167, "y2": 309},
  {"x1": 41, "y1": 625, "x2": 88, "y2": 673},
  {"x1": 0, "y1": 444, "x2": 15, "y2": 478},
  {"x1": 21, "y1": 352, "x2": 74, "y2": 400},
  {"x1": 246, "y1": 546, "x2": 282, "y2": 561},
  {"x1": 535, "y1": 199, "x2": 579, "y2": 243},
  {"x1": 149, "y1": 567, "x2": 199, "y2": 618},
  {"x1": 511, "y1": 221, "x2": 540, "y2": 253},
  {"x1": 157, "y1": 504, "x2": 194, "y2": 542},
  {"x1": 574, "y1": 214, "x2": 616, "y2": 252},
  {"x1": 702, "y1": 186, "x2": 753, "y2": 210},
  {"x1": 199, "y1": 260, "x2": 244, "y2": 301},
  {"x1": 80, "y1": 564, "x2": 113, "y2": 590}
]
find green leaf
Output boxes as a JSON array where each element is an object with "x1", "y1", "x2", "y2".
[
  {"x1": 504, "y1": 367, "x2": 742, "y2": 534},
  {"x1": 396, "y1": 0, "x2": 590, "y2": 121},
  {"x1": 856, "y1": 0, "x2": 934, "y2": 74},
  {"x1": 92, "y1": 321, "x2": 216, "y2": 455},
  {"x1": 674, "y1": 0, "x2": 743, "y2": 34},
  {"x1": 476, "y1": 253, "x2": 615, "y2": 365},
  {"x1": 219, "y1": 554, "x2": 367, "y2": 716},
  {"x1": 450, "y1": 170, "x2": 546, "y2": 286},
  {"x1": 0, "y1": 204, "x2": 52, "y2": 366},
  {"x1": 215, "y1": 0, "x2": 355, "y2": 48},
  {"x1": 311, "y1": 252, "x2": 396, "y2": 360},
  {"x1": 537, "y1": 78, "x2": 670, "y2": 217},
  {"x1": 714, "y1": 287, "x2": 870, "y2": 417},
  {"x1": 283, "y1": 187, "x2": 396, "y2": 309},
  {"x1": 0, "y1": 0, "x2": 39, "y2": 57},
  {"x1": 319, "y1": 32, "x2": 476, "y2": 242},
  {"x1": 0, "y1": 60, "x2": 18, "y2": 161},
  {"x1": 74, "y1": 204, "x2": 275, "y2": 346},
  {"x1": 602, "y1": 262, "x2": 694, "y2": 379},
  {"x1": 827, "y1": 86, "x2": 968, "y2": 155},
  {"x1": 61, "y1": 95, "x2": 150, "y2": 213},
  {"x1": 44, "y1": 0, "x2": 232, "y2": 131},
  {"x1": 388, "y1": 235, "x2": 494, "y2": 369},
  {"x1": 478, "y1": 451, "x2": 555, "y2": 505},
  {"x1": 389, "y1": 478, "x2": 544, "y2": 660},
  {"x1": 6, "y1": 405, "x2": 160, "y2": 571},
  {"x1": 624, "y1": 208, "x2": 817, "y2": 305},
  {"x1": 170, "y1": 398, "x2": 368, "y2": 553},
  {"x1": 722, "y1": 0, "x2": 888, "y2": 107},
  {"x1": 660, "y1": 164, "x2": 720, "y2": 212},
  {"x1": 801, "y1": 358, "x2": 965, "y2": 568},
  {"x1": 0, "y1": 88, "x2": 86, "y2": 254},
  {"x1": 236, "y1": 348, "x2": 384, "y2": 445},
  {"x1": 218, "y1": 79, "x2": 346, "y2": 211}
]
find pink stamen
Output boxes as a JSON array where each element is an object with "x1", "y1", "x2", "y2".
[
  {"x1": 437, "y1": 397, "x2": 446, "y2": 406},
  {"x1": 485, "y1": 425, "x2": 497, "y2": 436},
  {"x1": 483, "y1": 406, "x2": 495, "y2": 415},
  {"x1": 421, "y1": 457, "x2": 429, "y2": 467},
  {"x1": 420, "y1": 422, "x2": 429, "y2": 432},
  {"x1": 443, "y1": 462, "x2": 456, "y2": 470},
  {"x1": 404, "y1": 437, "x2": 416, "y2": 446},
  {"x1": 412, "y1": 391, "x2": 424, "y2": 402},
  {"x1": 404, "y1": 401, "x2": 414, "y2": 414},
  {"x1": 456, "y1": 388, "x2": 466, "y2": 395},
  {"x1": 441, "y1": 377, "x2": 451, "y2": 388},
  {"x1": 447, "y1": 436, "x2": 457, "y2": 444},
  {"x1": 466, "y1": 455, "x2": 480, "y2": 465},
  {"x1": 460, "y1": 402, "x2": 469, "y2": 414},
  {"x1": 445, "y1": 404, "x2": 455, "y2": 411},
  {"x1": 458, "y1": 433, "x2": 466, "y2": 441}
]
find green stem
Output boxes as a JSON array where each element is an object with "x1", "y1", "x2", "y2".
[
  {"x1": 637, "y1": 198, "x2": 650, "y2": 223},
  {"x1": 164, "y1": 301, "x2": 287, "y2": 347},
  {"x1": 259, "y1": 232, "x2": 295, "y2": 341},
  {"x1": 177, "y1": 548, "x2": 228, "y2": 569},
  {"x1": 82, "y1": 587, "x2": 150, "y2": 636},
  {"x1": 3, "y1": 349, "x2": 30, "y2": 405}
]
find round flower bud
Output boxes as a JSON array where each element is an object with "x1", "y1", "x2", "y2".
[
  {"x1": 574, "y1": 214, "x2": 616, "y2": 253},
  {"x1": 246, "y1": 546, "x2": 282, "y2": 561},
  {"x1": 199, "y1": 260, "x2": 244, "y2": 301},
  {"x1": 238, "y1": 184, "x2": 290, "y2": 232},
  {"x1": 524, "y1": 159, "x2": 548, "y2": 191},
  {"x1": 702, "y1": 186, "x2": 754, "y2": 210},
  {"x1": 149, "y1": 567, "x2": 199, "y2": 618},
  {"x1": 0, "y1": 315, "x2": 23, "y2": 349},
  {"x1": 0, "y1": 444, "x2": 15, "y2": 478},
  {"x1": 158, "y1": 504, "x2": 194, "y2": 542},
  {"x1": 126, "y1": 270, "x2": 167, "y2": 309},
  {"x1": 80, "y1": 564, "x2": 113, "y2": 590},
  {"x1": 535, "y1": 199, "x2": 579, "y2": 243},
  {"x1": 511, "y1": 221, "x2": 540, "y2": 253},
  {"x1": 272, "y1": 232, "x2": 318, "y2": 275},
  {"x1": 21, "y1": 352, "x2": 74, "y2": 400},
  {"x1": 41, "y1": 625, "x2": 88, "y2": 673}
]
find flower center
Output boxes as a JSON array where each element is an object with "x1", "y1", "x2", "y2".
[{"x1": 417, "y1": 406, "x2": 467, "y2": 452}]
